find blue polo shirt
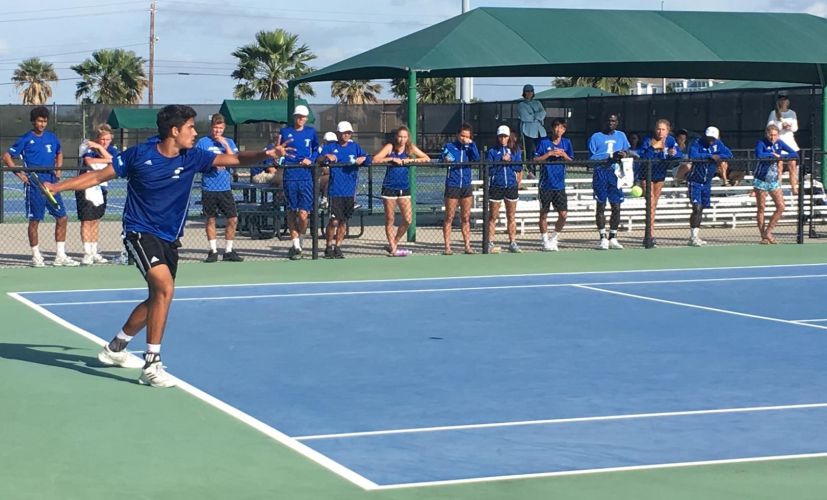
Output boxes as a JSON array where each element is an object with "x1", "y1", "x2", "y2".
[
  {"x1": 113, "y1": 141, "x2": 217, "y2": 242},
  {"x1": 321, "y1": 140, "x2": 368, "y2": 197},
  {"x1": 7, "y1": 130, "x2": 62, "y2": 181},
  {"x1": 535, "y1": 137, "x2": 573, "y2": 190},
  {"x1": 279, "y1": 126, "x2": 319, "y2": 182},
  {"x1": 196, "y1": 136, "x2": 238, "y2": 192}
]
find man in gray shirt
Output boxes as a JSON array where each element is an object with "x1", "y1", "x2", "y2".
[{"x1": 517, "y1": 84, "x2": 546, "y2": 173}]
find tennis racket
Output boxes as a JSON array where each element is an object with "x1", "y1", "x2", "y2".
[{"x1": 27, "y1": 172, "x2": 60, "y2": 209}]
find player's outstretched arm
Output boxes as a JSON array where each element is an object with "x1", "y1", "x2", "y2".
[
  {"x1": 46, "y1": 165, "x2": 117, "y2": 193},
  {"x1": 213, "y1": 146, "x2": 283, "y2": 167}
]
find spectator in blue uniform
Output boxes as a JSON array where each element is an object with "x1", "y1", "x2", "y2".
[
  {"x1": 485, "y1": 125, "x2": 523, "y2": 254},
  {"x1": 319, "y1": 121, "x2": 368, "y2": 259},
  {"x1": 373, "y1": 126, "x2": 430, "y2": 257},
  {"x1": 636, "y1": 118, "x2": 681, "y2": 247},
  {"x1": 687, "y1": 126, "x2": 733, "y2": 246},
  {"x1": 754, "y1": 124, "x2": 797, "y2": 244},
  {"x1": 441, "y1": 123, "x2": 480, "y2": 255},
  {"x1": 589, "y1": 113, "x2": 631, "y2": 250},
  {"x1": 534, "y1": 118, "x2": 574, "y2": 251},
  {"x1": 77, "y1": 123, "x2": 118, "y2": 265},
  {"x1": 45, "y1": 105, "x2": 281, "y2": 388},
  {"x1": 2, "y1": 107, "x2": 78, "y2": 267},
  {"x1": 279, "y1": 105, "x2": 318, "y2": 260},
  {"x1": 196, "y1": 113, "x2": 243, "y2": 262}
]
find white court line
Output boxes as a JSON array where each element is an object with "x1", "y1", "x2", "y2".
[
  {"x1": 16, "y1": 261, "x2": 827, "y2": 294},
  {"x1": 369, "y1": 453, "x2": 827, "y2": 490},
  {"x1": 794, "y1": 318, "x2": 827, "y2": 323},
  {"x1": 573, "y1": 284, "x2": 827, "y2": 332},
  {"x1": 295, "y1": 402, "x2": 827, "y2": 441},
  {"x1": 29, "y1": 273, "x2": 827, "y2": 307},
  {"x1": 6, "y1": 292, "x2": 379, "y2": 491}
]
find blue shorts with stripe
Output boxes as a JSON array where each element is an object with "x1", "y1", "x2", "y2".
[
  {"x1": 26, "y1": 183, "x2": 67, "y2": 221},
  {"x1": 592, "y1": 167, "x2": 624, "y2": 205},
  {"x1": 284, "y1": 180, "x2": 314, "y2": 212},
  {"x1": 688, "y1": 182, "x2": 712, "y2": 208}
]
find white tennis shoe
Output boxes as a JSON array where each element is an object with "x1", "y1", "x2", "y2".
[
  {"x1": 597, "y1": 238, "x2": 610, "y2": 250},
  {"x1": 139, "y1": 362, "x2": 176, "y2": 388},
  {"x1": 608, "y1": 238, "x2": 624, "y2": 250},
  {"x1": 98, "y1": 345, "x2": 145, "y2": 369},
  {"x1": 53, "y1": 255, "x2": 80, "y2": 267}
]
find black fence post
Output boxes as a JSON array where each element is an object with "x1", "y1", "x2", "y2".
[
  {"x1": 0, "y1": 169, "x2": 5, "y2": 223},
  {"x1": 797, "y1": 150, "x2": 806, "y2": 244},
  {"x1": 481, "y1": 162, "x2": 490, "y2": 254},
  {"x1": 643, "y1": 160, "x2": 653, "y2": 248},
  {"x1": 311, "y1": 163, "x2": 320, "y2": 259},
  {"x1": 367, "y1": 160, "x2": 374, "y2": 211}
]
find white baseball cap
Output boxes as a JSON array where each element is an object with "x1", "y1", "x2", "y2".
[
  {"x1": 704, "y1": 126, "x2": 720, "y2": 139},
  {"x1": 337, "y1": 121, "x2": 354, "y2": 133},
  {"x1": 323, "y1": 131, "x2": 337, "y2": 142},
  {"x1": 496, "y1": 125, "x2": 510, "y2": 136},
  {"x1": 293, "y1": 105, "x2": 310, "y2": 116}
]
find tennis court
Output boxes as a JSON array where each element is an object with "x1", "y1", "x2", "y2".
[{"x1": 2, "y1": 246, "x2": 826, "y2": 499}]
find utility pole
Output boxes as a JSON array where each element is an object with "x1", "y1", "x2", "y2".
[
  {"x1": 457, "y1": 0, "x2": 473, "y2": 121},
  {"x1": 148, "y1": 0, "x2": 156, "y2": 105}
]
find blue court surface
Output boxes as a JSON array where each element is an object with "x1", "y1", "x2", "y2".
[{"x1": 12, "y1": 264, "x2": 827, "y2": 490}]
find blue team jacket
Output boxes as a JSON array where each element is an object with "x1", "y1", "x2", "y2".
[
  {"x1": 441, "y1": 141, "x2": 480, "y2": 188},
  {"x1": 687, "y1": 138, "x2": 733, "y2": 185}
]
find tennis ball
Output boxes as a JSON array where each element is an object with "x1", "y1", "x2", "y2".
[{"x1": 630, "y1": 185, "x2": 643, "y2": 198}]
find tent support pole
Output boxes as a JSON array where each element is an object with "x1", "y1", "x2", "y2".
[{"x1": 407, "y1": 69, "x2": 418, "y2": 242}]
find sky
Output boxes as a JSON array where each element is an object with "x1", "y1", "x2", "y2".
[{"x1": 0, "y1": 0, "x2": 824, "y2": 105}]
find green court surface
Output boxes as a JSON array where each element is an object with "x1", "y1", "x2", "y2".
[{"x1": 2, "y1": 244, "x2": 826, "y2": 500}]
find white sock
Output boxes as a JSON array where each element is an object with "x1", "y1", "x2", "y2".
[
  {"x1": 551, "y1": 230, "x2": 558, "y2": 241},
  {"x1": 292, "y1": 238, "x2": 301, "y2": 249},
  {"x1": 691, "y1": 228, "x2": 699, "y2": 239},
  {"x1": 541, "y1": 232, "x2": 548, "y2": 242},
  {"x1": 56, "y1": 241, "x2": 66, "y2": 257},
  {"x1": 83, "y1": 242, "x2": 94, "y2": 255},
  {"x1": 209, "y1": 239, "x2": 217, "y2": 252},
  {"x1": 91, "y1": 242, "x2": 98, "y2": 255},
  {"x1": 31, "y1": 245, "x2": 42, "y2": 258},
  {"x1": 116, "y1": 330, "x2": 134, "y2": 342},
  {"x1": 225, "y1": 240, "x2": 233, "y2": 252},
  {"x1": 146, "y1": 343, "x2": 161, "y2": 354}
]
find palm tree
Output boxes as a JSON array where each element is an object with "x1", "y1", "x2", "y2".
[
  {"x1": 12, "y1": 58, "x2": 58, "y2": 105},
  {"x1": 72, "y1": 49, "x2": 148, "y2": 104},
  {"x1": 231, "y1": 29, "x2": 316, "y2": 100},
  {"x1": 390, "y1": 77, "x2": 456, "y2": 103},
  {"x1": 552, "y1": 77, "x2": 636, "y2": 95},
  {"x1": 330, "y1": 80, "x2": 382, "y2": 104}
]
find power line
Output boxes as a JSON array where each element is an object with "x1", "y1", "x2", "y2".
[
  {"x1": 0, "y1": 42, "x2": 147, "y2": 64},
  {"x1": 0, "y1": 8, "x2": 146, "y2": 23},
  {"x1": 160, "y1": 7, "x2": 431, "y2": 27},
  {"x1": 3, "y1": 0, "x2": 146, "y2": 15}
]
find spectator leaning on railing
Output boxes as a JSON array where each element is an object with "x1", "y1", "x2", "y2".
[
  {"x1": 441, "y1": 123, "x2": 480, "y2": 255},
  {"x1": 753, "y1": 124, "x2": 798, "y2": 244},
  {"x1": 687, "y1": 126, "x2": 733, "y2": 247}
]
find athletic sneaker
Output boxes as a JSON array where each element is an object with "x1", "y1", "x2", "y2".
[
  {"x1": 204, "y1": 251, "x2": 218, "y2": 263},
  {"x1": 392, "y1": 248, "x2": 412, "y2": 257},
  {"x1": 608, "y1": 238, "x2": 624, "y2": 250},
  {"x1": 324, "y1": 245, "x2": 334, "y2": 259},
  {"x1": 92, "y1": 253, "x2": 109, "y2": 264},
  {"x1": 487, "y1": 243, "x2": 501, "y2": 254},
  {"x1": 222, "y1": 250, "x2": 244, "y2": 262},
  {"x1": 97, "y1": 344, "x2": 144, "y2": 369},
  {"x1": 333, "y1": 246, "x2": 344, "y2": 259},
  {"x1": 288, "y1": 247, "x2": 303, "y2": 260},
  {"x1": 543, "y1": 239, "x2": 559, "y2": 252},
  {"x1": 597, "y1": 238, "x2": 610, "y2": 250},
  {"x1": 508, "y1": 242, "x2": 522, "y2": 253},
  {"x1": 138, "y1": 361, "x2": 176, "y2": 388},
  {"x1": 31, "y1": 255, "x2": 46, "y2": 268},
  {"x1": 688, "y1": 237, "x2": 707, "y2": 247},
  {"x1": 53, "y1": 255, "x2": 80, "y2": 267},
  {"x1": 81, "y1": 254, "x2": 95, "y2": 266}
]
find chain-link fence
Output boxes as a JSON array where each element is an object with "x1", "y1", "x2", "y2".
[{"x1": 1, "y1": 149, "x2": 825, "y2": 267}]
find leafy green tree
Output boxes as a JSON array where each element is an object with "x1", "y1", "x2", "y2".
[
  {"x1": 231, "y1": 29, "x2": 315, "y2": 100},
  {"x1": 12, "y1": 57, "x2": 58, "y2": 105},
  {"x1": 72, "y1": 49, "x2": 148, "y2": 104},
  {"x1": 391, "y1": 77, "x2": 456, "y2": 103},
  {"x1": 330, "y1": 80, "x2": 382, "y2": 104},
  {"x1": 552, "y1": 77, "x2": 636, "y2": 95}
]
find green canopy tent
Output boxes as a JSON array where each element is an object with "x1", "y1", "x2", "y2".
[
  {"x1": 533, "y1": 86, "x2": 616, "y2": 99},
  {"x1": 290, "y1": 7, "x2": 827, "y2": 240},
  {"x1": 704, "y1": 80, "x2": 812, "y2": 92},
  {"x1": 218, "y1": 99, "x2": 314, "y2": 146},
  {"x1": 107, "y1": 108, "x2": 163, "y2": 149}
]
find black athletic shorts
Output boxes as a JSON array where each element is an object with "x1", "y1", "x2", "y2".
[
  {"x1": 444, "y1": 186, "x2": 473, "y2": 199},
  {"x1": 330, "y1": 196, "x2": 355, "y2": 221},
  {"x1": 202, "y1": 190, "x2": 238, "y2": 218},
  {"x1": 75, "y1": 189, "x2": 107, "y2": 221},
  {"x1": 381, "y1": 187, "x2": 411, "y2": 198},
  {"x1": 539, "y1": 188, "x2": 568, "y2": 212},
  {"x1": 123, "y1": 231, "x2": 181, "y2": 280},
  {"x1": 489, "y1": 185, "x2": 519, "y2": 202}
]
